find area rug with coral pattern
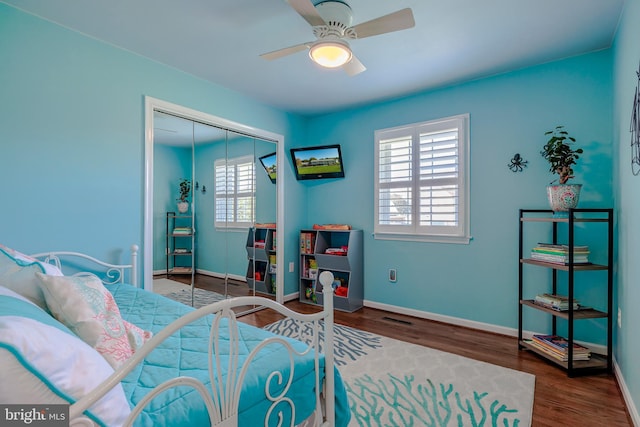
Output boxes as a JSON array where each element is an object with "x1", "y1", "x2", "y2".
[{"x1": 264, "y1": 319, "x2": 535, "y2": 427}]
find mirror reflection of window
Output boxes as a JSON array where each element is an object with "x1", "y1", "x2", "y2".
[{"x1": 214, "y1": 155, "x2": 256, "y2": 228}]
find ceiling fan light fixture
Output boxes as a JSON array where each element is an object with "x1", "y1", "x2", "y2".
[{"x1": 309, "y1": 40, "x2": 352, "y2": 68}]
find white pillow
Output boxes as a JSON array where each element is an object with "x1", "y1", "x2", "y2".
[
  {"x1": 0, "y1": 287, "x2": 130, "y2": 426},
  {"x1": 36, "y1": 273, "x2": 152, "y2": 369},
  {"x1": 0, "y1": 244, "x2": 64, "y2": 276},
  {"x1": 0, "y1": 244, "x2": 63, "y2": 309}
]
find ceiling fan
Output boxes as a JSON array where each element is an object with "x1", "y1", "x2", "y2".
[{"x1": 260, "y1": 0, "x2": 415, "y2": 76}]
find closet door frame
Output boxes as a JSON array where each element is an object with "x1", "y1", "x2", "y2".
[{"x1": 143, "y1": 96, "x2": 285, "y2": 303}]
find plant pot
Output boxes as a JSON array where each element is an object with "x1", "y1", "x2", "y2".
[
  {"x1": 546, "y1": 184, "x2": 582, "y2": 214},
  {"x1": 177, "y1": 201, "x2": 189, "y2": 213}
]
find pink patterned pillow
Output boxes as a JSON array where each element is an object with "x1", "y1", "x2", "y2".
[{"x1": 35, "y1": 273, "x2": 152, "y2": 369}]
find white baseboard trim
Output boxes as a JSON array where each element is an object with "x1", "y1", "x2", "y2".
[
  {"x1": 363, "y1": 300, "x2": 607, "y2": 354},
  {"x1": 194, "y1": 269, "x2": 246, "y2": 283},
  {"x1": 614, "y1": 358, "x2": 640, "y2": 426},
  {"x1": 284, "y1": 292, "x2": 299, "y2": 302},
  {"x1": 364, "y1": 299, "x2": 518, "y2": 337}
]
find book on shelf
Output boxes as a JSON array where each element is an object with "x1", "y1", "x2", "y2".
[
  {"x1": 531, "y1": 334, "x2": 591, "y2": 356},
  {"x1": 300, "y1": 232, "x2": 316, "y2": 254},
  {"x1": 532, "y1": 247, "x2": 590, "y2": 255},
  {"x1": 524, "y1": 339, "x2": 591, "y2": 361},
  {"x1": 530, "y1": 255, "x2": 590, "y2": 264},
  {"x1": 536, "y1": 243, "x2": 590, "y2": 251},
  {"x1": 533, "y1": 293, "x2": 580, "y2": 311},
  {"x1": 172, "y1": 227, "x2": 192, "y2": 235},
  {"x1": 530, "y1": 246, "x2": 590, "y2": 264},
  {"x1": 532, "y1": 300, "x2": 582, "y2": 311}
]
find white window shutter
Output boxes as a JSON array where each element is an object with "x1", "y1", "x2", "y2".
[
  {"x1": 375, "y1": 114, "x2": 470, "y2": 243},
  {"x1": 214, "y1": 156, "x2": 255, "y2": 228}
]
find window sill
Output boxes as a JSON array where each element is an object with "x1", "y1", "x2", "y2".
[
  {"x1": 373, "y1": 232, "x2": 472, "y2": 244},
  {"x1": 214, "y1": 225, "x2": 250, "y2": 232}
]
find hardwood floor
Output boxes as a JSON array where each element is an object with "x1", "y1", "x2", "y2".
[
  {"x1": 165, "y1": 274, "x2": 633, "y2": 426},
  {"x1": 243, "y1": 302, "x2": 633, "y2": 427},
  {"x1": 161, "y1": 273, "x2": 255, "y2": 298}
]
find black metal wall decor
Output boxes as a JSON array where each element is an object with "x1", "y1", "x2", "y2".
[
  {"x1": 631, "y1": 61, "x2": 640, "y2": 175},
  {"x1": 508, "y1": 153, "x2": 528, "y2": 172}
]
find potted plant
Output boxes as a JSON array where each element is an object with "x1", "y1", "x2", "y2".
[
  {"x1": 540, "y1": 126, "x2": 583, "y2": 213},
  {"x1": 177, "y1": 178, "x2": 191, "y2": 213}
]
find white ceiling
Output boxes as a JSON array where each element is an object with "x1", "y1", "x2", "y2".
[{"x1": 4, "y1": 0, "x2": 624, "y2": 116}]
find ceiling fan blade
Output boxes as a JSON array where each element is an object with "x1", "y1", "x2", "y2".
[
  {"x1": 286, "y1": 0, "x2": 326, "y2": 27},
  {"x1": 351, "y1": 8, "x2": 415, "y2": 39},
  {"x1": 343, "y1": 54, "x2": 366, "y2": 76},
  {"x1": 260, "y1": 42, "x2": 310, "y2": 61}
]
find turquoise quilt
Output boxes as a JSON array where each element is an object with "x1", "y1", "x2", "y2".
[{"x1": 107, "y1": 283, "x2": 349, "y2": 426}]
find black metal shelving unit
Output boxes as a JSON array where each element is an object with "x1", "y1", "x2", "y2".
[
  {"x1": 518, "y1": 208, "x2": 613, "y2": 377},
  {"x1": 166, "y1": 211, "x2": 194, "y2": 277}
]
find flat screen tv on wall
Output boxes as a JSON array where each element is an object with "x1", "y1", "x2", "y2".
[
  {"x1": 290, "y1": 144, "x2": 345, "y2": 180},
  {"x1": 258, "y1": 152, "x2": 277, "y2": 184}
]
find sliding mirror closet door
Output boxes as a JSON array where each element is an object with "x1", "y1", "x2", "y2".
[
  {"x1": 149, "y1": 107, "x2": 279, "y2": 313},
  {"x1": 152, "y1": 111, "x2": 196, "y2": 302},
  {"x1": 252, "y1": 137, "x2": 278, "y2": 298},
  {"x1": 192, "y1": 121, "x2": 229, "y2": 302},
  {"x1": 218, "y1": 132, "x2": 277, "y2": 313}
]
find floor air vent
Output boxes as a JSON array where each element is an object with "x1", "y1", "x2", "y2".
[{"x1": 382, "y1": 316, "x2": 412, "y2": 325}]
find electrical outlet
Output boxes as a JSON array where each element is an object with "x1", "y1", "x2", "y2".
[
  {"x1": 618, "y1": 308, "x2": 622, "y2": 328},
  {"x1": 289, "y1": 262, "x2": 295, "y2": 273},
  {"x1": 389, "y1": 269, "x2": 397, "y2": 282}
]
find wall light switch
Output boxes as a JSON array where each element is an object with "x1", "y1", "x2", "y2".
[{"x1": 389, "y1": 269, "x2": 397, "y2": 282}]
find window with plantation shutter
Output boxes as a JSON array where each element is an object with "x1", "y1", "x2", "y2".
[
  {"x1": 374, "y1": 114, "x2": 470, "y2": 243},
  {"x1": 214, "y1": 155, "x2": 255, "y2": 228}
]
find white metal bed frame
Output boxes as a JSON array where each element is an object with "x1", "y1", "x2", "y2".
[
  {"x1": 31, "y1": 244, "x2": 139, "y2": 287},
  {"x1": 30, "y1": 246, "x2": 336, "y2": 427}
]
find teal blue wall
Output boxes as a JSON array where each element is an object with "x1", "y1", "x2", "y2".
[
  {"x1": 300, "y1": 51, "x2": 613, "y2": 339},
  {"x1": 0, "y1": 3, "x2": 304, "y2": 295},
  {"x1": 613, "y1": 0, "x2": 640, "y2": 417}
]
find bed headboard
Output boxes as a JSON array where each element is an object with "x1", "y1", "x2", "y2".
[{"x1": 30, "y1": 244, "x2": 139, "y2": 287}]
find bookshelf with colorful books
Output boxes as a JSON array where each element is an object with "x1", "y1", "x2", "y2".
[
  {"x1": 518, "y1": 208, "x2": 613, "y2": 376},
  {"x1": 246, "y1": 225, "x2": 277, "y2": 295},
  {"x1": 166, "y1": 212, "x2": 194, "y2": 277},
  {"x1": 298, "y1": 228, "x2": 363, "y2": 312}
]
